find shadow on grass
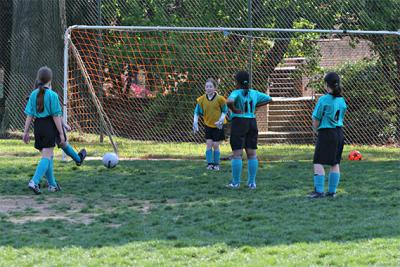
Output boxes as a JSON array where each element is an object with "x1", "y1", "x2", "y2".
[{"x1": 0, "y1": 159, "x2": 399, "y2": 249}]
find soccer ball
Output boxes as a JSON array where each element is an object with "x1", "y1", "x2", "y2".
[
  {"x1": 348, "y1": 150, "x2": 362, "y2": 161},
  {"x1": 102, "y1": 152, "x2": 119, "y2": 168}
]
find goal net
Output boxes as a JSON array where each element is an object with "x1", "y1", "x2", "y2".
[{"x1": 64, "y1": 26, "x2": 400, "y2": 151}]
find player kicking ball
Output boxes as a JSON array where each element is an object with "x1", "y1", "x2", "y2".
[
  {"x1": 23, "y1": 66, "x2": 86, "y2": 195},
  {"x1": 309, "y1": 72, "x2": 347, "y2": 198},
  {"x1": 193, "y1": 78, "x2": 228, "y2": 170},
  {"x1": 226, "y1": 71, "x2": 271, "y2": 189}
]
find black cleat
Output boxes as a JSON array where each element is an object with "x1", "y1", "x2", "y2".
[
  {"x1": 308, "y1": 191, "x2": 325, "y2": 199},
  {"x1": 28, "y1": 180, "x2": 42, "y2": 195},
  {"x1": 325, "y1": 192, "x2": 336, "y2": 198},
  {"x1": 76, "y1": 149, "x2": 87, "y2": 166}
]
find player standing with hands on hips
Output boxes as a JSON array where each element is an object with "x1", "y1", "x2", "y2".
[
  {"x1": 226, "y1": 71, "x2": 272, "y2": 189},
  {"x1": 23, "y1": 66, "x2": 86, "y2": 194},
  {"x1": 193, "y1": 78, "x2": 228, "y2": 170},
  {"x1": 309, "y1": 72, "x2": 347, "y2": 198}
]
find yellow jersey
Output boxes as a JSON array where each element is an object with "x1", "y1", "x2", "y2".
[{"x1": 195, "y1": 93, "x2": 228, "y2": 128}]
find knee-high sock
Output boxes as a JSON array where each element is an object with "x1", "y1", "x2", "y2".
[
  {"x1": 247, "y1": 158, "x2": 258, "y2": 185},
  {"x1": 205, "y1": 149, "x2": 213, "y2": 164},
  {"x1": 32, "y1": 158, "x2": 50, "y2": 185},
  {"x1": 328, "y1": 172, "x2": 340, "y2": 193},
  {"x1": 313, "y1": 174, "x2": 325, "y2": 193},
  {"x1": 231, "y1": 158, "x2": 242, "y2": 184},
  {"x1": 45, "y1": 157, "x2": 57, "y2": 187},
  {"x1": 62, "y1": 144, "x2": 81, "y2": 163},
  {"x1": 213, "y1": 150, "x2": 220, "y2": 165}
]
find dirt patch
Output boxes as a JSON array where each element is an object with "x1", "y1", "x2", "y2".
[{"x1": 0, "y1": 196, "x2": 95, "y2": 225}]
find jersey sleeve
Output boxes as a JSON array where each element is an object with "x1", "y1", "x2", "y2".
[
  {"x1": 24, "y1": 94, "x2": 35, "y2": 116},
  {"x1": 218, "y1": 96, "x2": 228, "y2": 113},
  {"x1": 194, "y1": 104, "x2": 203, "y2": 116},
  {"x1": 312, "y1": 98, "x2": 324, "y2": 120},
  {"x1": 255, "y1": 91, "x2": 271, "y2": 105},
  {"x1": 50, "y1": 92, "x2": 63, "y2": 116}
]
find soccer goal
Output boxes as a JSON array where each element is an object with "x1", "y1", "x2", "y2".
[{"x1": 63, "y1": 25, "x2": 400, "y2": 152}]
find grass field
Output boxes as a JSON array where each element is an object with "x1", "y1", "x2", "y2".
[{"x1": 0, "y1": 138, "x2": 399, "y2": 266}]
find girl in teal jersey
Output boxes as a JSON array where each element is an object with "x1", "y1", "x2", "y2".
[{"x1": 309, "y1": 72, "x2": 347, "y2": 198}]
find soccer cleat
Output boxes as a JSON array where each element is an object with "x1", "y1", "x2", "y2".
[
  {"x1": 48, "y1": 183, "x2": 62, "y2": 192},
  {"x1": 28, "y1": 180, "x2": 42, "y2": 195},
  {"x1": 76, "y1": 149, "x2": 87, "y2": 166},
  {"x1": 206, "y1": 164, "x2": 214, "y2": 170},
  {"x1": 213, "y1": 165, "x2": 220, "y2": 171},
  {"x1": 308, "y1": 191, "x2": 324, "y2": 198},
  {"x1": 248, "y1": 183, "x2": 256, "y2": 190},
  {"x1": 227, "y1": 182, "x2": 240, "y2": 189},
  {"x1": 325, "y1": 192, "x2": 336, "y2": 198}
]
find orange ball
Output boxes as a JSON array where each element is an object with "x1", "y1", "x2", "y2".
[{"x1": 348, "y1": 150, "x2": 362, "y2": 161}]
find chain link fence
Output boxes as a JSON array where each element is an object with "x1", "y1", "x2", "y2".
[{"x1": 1, "y1": 0, "x2": 399, "y2": 147}]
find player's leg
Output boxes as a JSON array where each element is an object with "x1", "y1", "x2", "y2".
[
  {"x1": 45, "y1": 156, "x2": 61, "y2": 192},
  {"x1": 228, "y1": 118, "x2": 247, "y2": 188},
  {"x1": 204, "y1": 126, "x2": 214, "y2": 169},
  {"x1": 309, "y1": 129, "x2": 329, "y2": 198},
  {"x1": 28, "y1": 147, "x2": 53, "y2": 195},
  {"x1": 212, "y1": 141, "x2": 221, "y2": 170},
  {"x1": 58, "y1": 128, "x2": 86, "y2": 166},
  {"x1": 245, "y1": 118, "x2": 259, "y2": 189},
  {"x1": 212, "y1": 126, "x2": 225, "y2": 170},
  {"x1": 205, "y1": 139, "x2": 214, "y2": 169},
  {"x1": 327, "y1": 128, "x2": 344, "y2": 197}
]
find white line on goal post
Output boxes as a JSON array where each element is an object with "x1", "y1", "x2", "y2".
[{"x1": 62, "y1": 27, "x2": 70, "y2": 162}]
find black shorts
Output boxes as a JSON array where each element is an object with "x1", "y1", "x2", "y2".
[
  {"x1": 205, "y1": 126, "x2": 225, "y2": 142},
  {"x1": 230, "y1": 117, "x2": 258, "y2": 150},
  {"x1": 34, "y1": 117, "x2": 66, "y2": 150},
  {"x1": 313, "y1": 127, "x2": 344, "y2": 165}
]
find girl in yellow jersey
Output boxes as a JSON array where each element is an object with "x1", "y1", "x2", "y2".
[{"x1": 193, "y1": 78, "x2": 228, "y2": 170}]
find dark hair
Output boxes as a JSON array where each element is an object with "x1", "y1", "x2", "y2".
[
  {"x1": 235, "y1": 71, "x2": 250, "y2": 96},
  {"x1": 36, "y1": 66, "x2": 53, "y2": 113},
  {"x1": 324, "y1": 72, "x2": 341, "y2": 97},
  {"x1": 205, "y1": 78, "x2": 217, "y2": 88}
]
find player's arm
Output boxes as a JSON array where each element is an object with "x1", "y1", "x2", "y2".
[
  {"x1": 193, "y1": 104, "x2": 203, "y2": 133},
  {"x1": 50, "y1": 93, "x2": 66, "y2": 146},
  {"x1": 312, "y1": 99, "x2": 323, "y2": 132},
  {"x1": 227, "y1": 99, "x2": 243, "y2": 114},
  {"x1": 256, "y1": 92, "x2": 272, "y2": 108},
  {"x1": 215, "y1": 102, "x2": 228, "y2": 129},
  {"x1": 22, "y1": 116, "x2": 33, "y2": 144}
]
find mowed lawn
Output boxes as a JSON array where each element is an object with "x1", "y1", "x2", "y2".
[{"x1": 0, "y1": 139, "x2": 399, "y2": 266}]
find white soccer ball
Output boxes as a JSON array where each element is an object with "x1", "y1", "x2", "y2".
[{"x1": 102, "y1": 152, "x2": 119, "y2": 168}]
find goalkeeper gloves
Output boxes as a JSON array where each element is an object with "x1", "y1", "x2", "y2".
[{"x1": 214, "y1": 113, "x2": 226, "y2": 129}]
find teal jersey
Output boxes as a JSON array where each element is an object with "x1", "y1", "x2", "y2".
[
  {"x1": 24, "y1": 88, "x2": 62, "y2": 118},
  {"x1": 312, "y1": 94, "x2": 347, "y2": 129},
  {"x1": 228, "y1": 89, "x2": 271, "y2": 119}
]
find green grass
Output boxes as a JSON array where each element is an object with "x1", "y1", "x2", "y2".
[{"x1": 0, "y1": 139, "x2": 399, "y2": 266}]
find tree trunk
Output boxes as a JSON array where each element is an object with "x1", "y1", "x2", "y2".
[{"x1": 6, "y1": 0, "x2": 66, "y2": 130}]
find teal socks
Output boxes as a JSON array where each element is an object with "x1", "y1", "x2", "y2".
[
  {"x1": 328, "y1": 172, "x2": 340, "y2": 193},
  {"x1": 32, "y1": 158, "x2": 50, "y2": 185},
  {"x1": 63, "y1": 144, "x2": 81, "y2": 163},
  {"x1": 231, "y1": 158, "x2": 242, "y2": 184},
  {"x1": 45, "y1": 157, "x2": 57, "y2": 187},
  {"x1": 205, "y1": 149, "x2": 213, "y2": 164},
  {"x1": 213, "y1": 150, "x2": 220, "y2": 165},
  {"x1": 313, "y1": 174, "x2": 325, "y2": 193},
  {"x1": 247, "y1": 158, "x2": 258, "y2": 185}
]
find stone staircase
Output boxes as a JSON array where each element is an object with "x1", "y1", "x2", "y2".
[{"x1": 257, "y1": 58, "x2": 315, "y2": 144}]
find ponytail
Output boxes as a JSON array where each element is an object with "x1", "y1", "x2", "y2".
[
  {"x1": 324, "y1": 72, "x2": 342, "y2": 97},
  {"x1": 235, "y1": 71, "x2": 250, "y2": 95},
  {"x1": 35, "y1": 66, "x2": 53, "y2": 113},
  {"x1": 36, "y1": 83, "x2": 46, "y2": 113}
]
